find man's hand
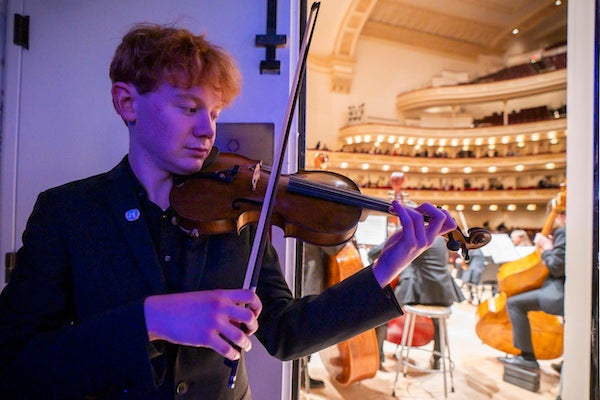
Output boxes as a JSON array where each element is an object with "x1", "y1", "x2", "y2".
[
  {"x1": 372, "y1": 202, "x2": 456, "y2": 287},
  {"x1": 144, "y1": 289, "x2": 262, "y2": 361}
]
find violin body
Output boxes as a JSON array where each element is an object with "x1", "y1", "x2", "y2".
[
  {"x1": 171, "y1": 152, "x2": 364, "y2": 246},
  {"x1": 319, "y1": 242, "x2": 380, "y2": 385}
]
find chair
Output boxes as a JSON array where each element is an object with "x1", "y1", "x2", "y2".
[
  {"x1": 390, "y1": 304, "x2": 455, "y2": 399},
  {"x1": 475, "y1": 260, "x2": 499, "y2": 302}
]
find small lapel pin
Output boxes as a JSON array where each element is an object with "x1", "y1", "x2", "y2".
[{"x1": 125, "y1": 208, "x2": 141, "y2": 222}]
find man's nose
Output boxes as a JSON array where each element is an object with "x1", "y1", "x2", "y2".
[{"x1": 193, "y1": 112, "x2": 216, "y2": 138}]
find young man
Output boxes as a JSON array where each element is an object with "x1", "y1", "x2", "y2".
[{"x1": 0, "y1": 24, "x2": 455, "y2": 399}]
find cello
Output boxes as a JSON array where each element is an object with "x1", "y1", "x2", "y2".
[
  {"x1": 318, "y1": 241, "x2": 381, "y2": 385},
  {"x1": 475, "y1": 184, "x2": 565, "y2": 360}
]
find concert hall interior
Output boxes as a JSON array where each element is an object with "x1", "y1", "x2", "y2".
[
  {"x1": 298, "y1": 1, "x2": 588, "y2": 399},
  {"x1": 0, "y1": 1, "x2": 595, "y2": 399}
]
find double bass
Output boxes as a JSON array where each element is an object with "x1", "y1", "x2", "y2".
[
  {"x1": 318, "y1": 241, "x2": 381, "y2": 385},
  {"x1": 475, "y1": 185, "x2": 565, "y2": 359}
]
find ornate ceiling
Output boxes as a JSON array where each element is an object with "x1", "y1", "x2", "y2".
[
  {"x1": 311, "y1": 0, "x2": 568, "y2": 92},
  {"x1": 327, "y1": 0, "x2": 567, "y2": 59}
]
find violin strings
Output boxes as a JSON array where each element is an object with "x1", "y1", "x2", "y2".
[{"x1": 287, "y1": 175, "x2": 392, "y2": 214}]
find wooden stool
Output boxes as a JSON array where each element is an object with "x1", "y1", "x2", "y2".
[{"x1": 392, "y1": 304, "x2": 455, "y2": 399}]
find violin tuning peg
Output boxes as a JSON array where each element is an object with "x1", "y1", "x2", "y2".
[{"x1": 446, "y1": 233, "x2": 461, "y2": 252}]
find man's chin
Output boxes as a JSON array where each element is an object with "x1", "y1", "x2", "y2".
[{"x1": 176, "y1": 161, "x2": 205, "y2": 176}]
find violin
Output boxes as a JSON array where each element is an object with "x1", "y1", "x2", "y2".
[{"x1": 170, "y1": 151, "x2": 491, "y2": 257}]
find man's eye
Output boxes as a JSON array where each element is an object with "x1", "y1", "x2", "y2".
[{"x1": 180, "y1": 106, "x2": 197, "y2": 114}]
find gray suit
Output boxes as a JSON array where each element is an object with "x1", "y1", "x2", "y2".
[{"x1": 394, "y1": 236, "x2": 465, "y2": 307}]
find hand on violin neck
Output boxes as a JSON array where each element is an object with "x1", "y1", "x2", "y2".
[{"x1": 372, "y1": 202, "x2": 457, "y2": 288}]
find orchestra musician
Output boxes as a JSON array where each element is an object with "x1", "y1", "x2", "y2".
[
  {"x1": 391, "y1": 236, "x2": 465, "y2": 369},
  {"x1": 510, "y1": 229, "x2": 533, "y2": 246},
  {"x1": 364, "y1": 171, "x2": 465, "y2": 369},
  {"x1": 0, "y1": 23, "x2": 456, "y2": 399},
  {"x1": 498, "y1": 208, "x2": 566, "y2": 370}
]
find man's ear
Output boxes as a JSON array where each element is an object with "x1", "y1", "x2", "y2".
[{"x1": 111, "y1": 82, "x2": 137, "y2": 124}]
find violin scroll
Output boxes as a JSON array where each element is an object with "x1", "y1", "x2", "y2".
[{"x1": 444, "y1": 227, "x2": 491, "y2": 261}]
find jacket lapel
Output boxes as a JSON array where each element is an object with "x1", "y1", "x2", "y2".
[{"x1": 103, "y1": 158, "x2": 166, "y2": 293}]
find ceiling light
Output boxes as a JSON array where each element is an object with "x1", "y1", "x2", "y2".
[
  {"x1": 512, "y1": 28, "x2": 519, "y2": 35},
  {"x1": 361, "y1": 163, "x2": 369, "y2": 170},
  {"x1": 507, "y1": 204, "x2": 517, "y2": 211},
  {"x1": 489, "y1": 204, "x2": 498, "y2": 211}
]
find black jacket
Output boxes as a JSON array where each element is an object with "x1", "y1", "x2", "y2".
[{"x1": 0, "y1": 157, "x2": 401, "y2": 399}]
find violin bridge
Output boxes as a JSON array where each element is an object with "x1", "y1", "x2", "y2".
[{"x1": 251, "y1": 162, "x2": 262, "y2": 191}]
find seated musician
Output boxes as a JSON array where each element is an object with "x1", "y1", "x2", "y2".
[
  {"x1": 498, "y1": 209, "x2": 566, "y2": 370},
  {"x1": 510, "y1": 229, "x2": 533, "y2": 246},
  {"x1": 391, "y1": 236, "x2": 465, "y2": 369},
  {"x1": 460, "y1": 248, "x2": 487, "y2": 303}
]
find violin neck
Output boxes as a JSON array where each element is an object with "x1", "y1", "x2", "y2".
[{"x1": 288, "y1": 175, "x2": 391, "y2": 215}]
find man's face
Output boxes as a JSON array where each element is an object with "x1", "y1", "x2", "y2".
[{"x1": 129, "y1": 82, "x2": 222, "y2": 176}]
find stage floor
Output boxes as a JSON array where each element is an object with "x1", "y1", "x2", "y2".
[{"x1": 300, "y1": 298, "x2": 561, "y2": 400}]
